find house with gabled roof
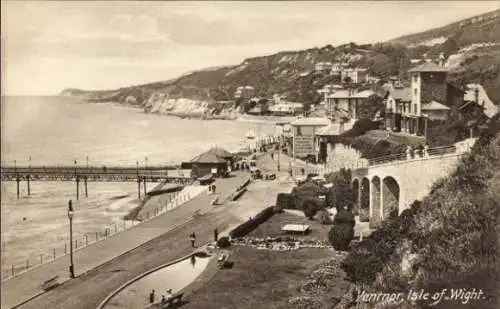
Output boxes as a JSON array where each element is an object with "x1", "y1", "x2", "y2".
[{"x1": 385, "y1": 61, "x2": 463, "y2": 137}]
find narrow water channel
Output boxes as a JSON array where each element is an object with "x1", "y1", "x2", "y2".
[{"x1": 104, "y1": 255, "x2": 212, "y2": 309}]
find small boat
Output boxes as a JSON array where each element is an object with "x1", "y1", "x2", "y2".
[{"x1": 245, "y1": 129, "x2": 256, "y2": 140}]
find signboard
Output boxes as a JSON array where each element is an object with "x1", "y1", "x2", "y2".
[{"x1": 294, "y1": 135, "x2": 314, "y2": 156}]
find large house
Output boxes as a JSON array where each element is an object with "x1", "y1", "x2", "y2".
[
  {"x1": 269, "y1": 101, "x2": 304, "y2": 116},
  {"x1": 325, "y1": 89, "x2": 376, "y2": 121},
  {"x1": 385, "y1": 62, "x2": 464, "y2": 136},
  {"x1": 341, "y1": 68, "x2": 368, "y2": 83},
  {"x1": 234, "y1": 86, "x2": 255, "y2": 99}
]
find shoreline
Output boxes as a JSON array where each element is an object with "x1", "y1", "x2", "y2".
[{"x1": 77, "y1": 97, "x2": 298, "y2": 124}]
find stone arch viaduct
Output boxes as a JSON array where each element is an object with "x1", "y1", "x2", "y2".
[{"x1": 351, "y1": 138, "x2": 477, "y2": 227}]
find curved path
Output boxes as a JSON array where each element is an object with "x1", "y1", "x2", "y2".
[{"x1": 2, "y1": 173, "x2": 249, "y2": 309}]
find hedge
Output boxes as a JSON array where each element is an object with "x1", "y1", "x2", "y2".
[{"x1": 229, "y1": 206, "x2": 275, "y2": 238}]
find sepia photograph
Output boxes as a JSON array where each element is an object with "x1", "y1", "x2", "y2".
[{"x1": 1, "y1": 1, "x2": 499, "y2": 309}]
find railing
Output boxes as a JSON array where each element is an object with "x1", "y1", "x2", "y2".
[
  {"x1": 1, "y1": 189, "x2": 203, "y2": 282},
  {"x1": 367, "y1": 145, "x2": 459, "y2": 167}
]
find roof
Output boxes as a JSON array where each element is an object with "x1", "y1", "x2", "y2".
[
  {"x1": 328, "y1": 89, "x2": 375, "y2": 99},
  {"x1": 328, "y1": 90, "x2": 352, "y2": 99},
  {"x1": 190, "y1": 152, "x2": 227, "y2": 164},
  {"x1": 315, "y1": 123, "x2": 345, "y2": 136},
  {"x1": 408, "y1": 62, "x2": 448, "y2": 73},
  {"x1": 421, "y1": 101, "x2": 451, "y2": 111},
  {"x1": 389, "y1": 87, "x2": 412, "y2": 102},
  {"x1": 206, "y1": 147, "x2": 233, "y2": 158},
  {"x1": 352, "y1": 90, "x2": 375, "y2": 99},
  {"x1": 290, "y1": 117, "x2": 331, "y2": 126}
]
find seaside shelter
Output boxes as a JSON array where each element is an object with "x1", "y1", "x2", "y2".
[
  {"x1": 182, "y1": 152, "x2": 228, "y2": 178},
  {"x1": 206, "y1": 147, "x2": 235, "y2": 163}
]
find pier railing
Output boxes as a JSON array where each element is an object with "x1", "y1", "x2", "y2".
[{"x1": 1, "y1": 188, "x2": 206, "y2": 282}]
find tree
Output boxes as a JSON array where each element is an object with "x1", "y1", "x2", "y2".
[
  {"x1": 329, "y1": 208, "x2": 355, "y2": 251},
  {"x1": 358, "y1": 94, "x2": 384, "y2": 120},
  {"x1": 326, "y1": 169, "x2": 356, "y2": 212}
]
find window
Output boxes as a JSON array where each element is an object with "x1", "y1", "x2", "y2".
[{"x1": 296, "y1": 127, "x2": 302, "y2": 136}]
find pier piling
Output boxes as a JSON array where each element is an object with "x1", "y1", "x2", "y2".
[
  {"x1": 76, "y1": 177, "x2": 80, "y2": 200},
  {"x1": 137, "y1": 179, "x2": 141, "y2": 199},
  {"x1": 143, "y1": 177, "x2": 146, "y2": 196},
  {"x1": 12, "y1": 264, "x2": 14, "y2": 277},
  {"x1": 53, "y1": 248, "x2": 56, "y2": 260},
  {"x1": 16, "y1": 178, "x2": 20, "y2": 199},
  {"x1": 27, "y1": 176, "x2": 31, "y2": 196},
  {"x1": 84, "y1": 177, "x2": 88, "y2": 197}
]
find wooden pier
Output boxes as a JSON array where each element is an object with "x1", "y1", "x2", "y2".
[{"x1": 0, "y1": 165, "x2": 193, "y2": 200}]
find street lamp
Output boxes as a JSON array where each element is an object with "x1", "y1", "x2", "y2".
[
  {"x1": 86, "y1": 156, "x2": 89, "y2": 169},
  {"x1": 68, "y1": 200, "x2": 75, "y2": 279},
  {"x1": 145, "y1": 156, "x2": 148, "y2": 169}
]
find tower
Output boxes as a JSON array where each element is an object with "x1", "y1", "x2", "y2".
[{"x1": 407, "y1": 62, "x2": 448, "y2": 136}]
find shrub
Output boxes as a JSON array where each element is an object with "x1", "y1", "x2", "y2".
[
  {"x1": 328, "y1": 223, "x2": 354, "y2": 251},
  {"x1": 217, "y1": 236, "x2": 231, "y2": 248},
  {"x1": 341, "y1": 201, "x2": 421, "y2": 284},
  {"x1": 303, "y1": 197, "x2": 323, "y2": 219},
  {"x1": 290, "y1": 181, "x2": 328, "y2": 210},
  {"x1": 229, "y1": 206, "x2": 275, "y2": 238},
  {"x1": 334, "y1": 209, "x2": 356, "y2": 228},
  {"x1": 275, "y1": 193, "x2": 292, "y2": 212}
]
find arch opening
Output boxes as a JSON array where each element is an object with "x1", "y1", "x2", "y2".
[
  {"x1": 360, "y1": 178, "x2": 370, "y2": 222},
  {"x1": 371, "y1": 176, "x2": 381, "y2": 227},
  {"x1": 382, "y1": 176, "x2": 400, "y2": 219}
]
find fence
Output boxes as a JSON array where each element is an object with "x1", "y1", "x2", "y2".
[{"x1": 1, "y1": 189, "x2": 202, "y2": 282}]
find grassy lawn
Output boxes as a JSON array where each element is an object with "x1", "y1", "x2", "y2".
[
  {"x1": 180, "y1": 246, "x2": 336, "y2": 309},
  {"x1": 248, "y1": 212, "x2": 331, "y2": 242}
]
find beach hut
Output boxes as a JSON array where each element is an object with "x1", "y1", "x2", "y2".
[{"x1": 185, "y1": 152, "x2": 228, "y2": 178}]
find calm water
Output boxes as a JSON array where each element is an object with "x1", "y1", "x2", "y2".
[
  {"x1": 0, "y1": 96, "x2": 274, "y2": 273},
  {"x1": 104, "y1": 255, "x2": 211, "y2": 309}
]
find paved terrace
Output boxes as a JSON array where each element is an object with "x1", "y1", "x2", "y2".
[{"x1": 1, "y1": 172, "x2": 250, "y2": 309}]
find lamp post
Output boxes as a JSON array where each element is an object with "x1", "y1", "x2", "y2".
[
  {"x1": 68, "y1": 200, "x2": 75, "y2": 278},
  {"x1": 86, "y1": 156, "x2": 89, "y2": 169}
]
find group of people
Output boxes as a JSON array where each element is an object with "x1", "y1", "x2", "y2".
[
  {"x1": 189, "y1": 228, "x2": 219, "y2": 248},
  {"x1": 149, "y1": 289, "x2": 174, "y2": 305}
]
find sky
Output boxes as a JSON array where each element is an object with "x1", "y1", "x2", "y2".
[{"x1": 2, "y1": 1, "x2": 499, "y2": 95}]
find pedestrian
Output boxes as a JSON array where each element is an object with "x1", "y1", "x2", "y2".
[
  {"x1": 214, "y1": 227, "x2": 219, "y2": 242},
  {"x1": 271, "y1": 153, "x2": 274, "y2": 160},
  {"x1": 190, "y1": 232, "x2": 196, "y2": 248},
  {"x1": 161, "y1": 295, "x2": 167, "y2": 305},
  {"x1": 149, "y1": 289, "x2": 156, "y2": 304},
  {"x1": 212, "y1": 185, "x2": 216, "y2": 193}
]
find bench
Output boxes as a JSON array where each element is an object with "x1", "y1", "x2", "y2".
[
  {"x1": 160, "y1": 293, "x2": 184, "y2": 308},
  {"x1": 40, "y1": 275, "x2": 60, "y2": 291}
]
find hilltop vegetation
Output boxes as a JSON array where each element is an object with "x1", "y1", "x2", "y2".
[
  {"x1": 342, "y1": 115, "x2": 500, "y2": 308},
  {"x1": 63, "y1": 9, "x2": 500, "y2": 108}
]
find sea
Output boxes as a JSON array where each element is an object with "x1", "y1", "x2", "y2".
[{"x1": 0, "y1": 96, "x2": 275, "y2": 275}]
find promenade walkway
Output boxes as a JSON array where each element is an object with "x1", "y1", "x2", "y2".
[{"x1": 1, "y1": 172, "x2": 250, "y2": 309}]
